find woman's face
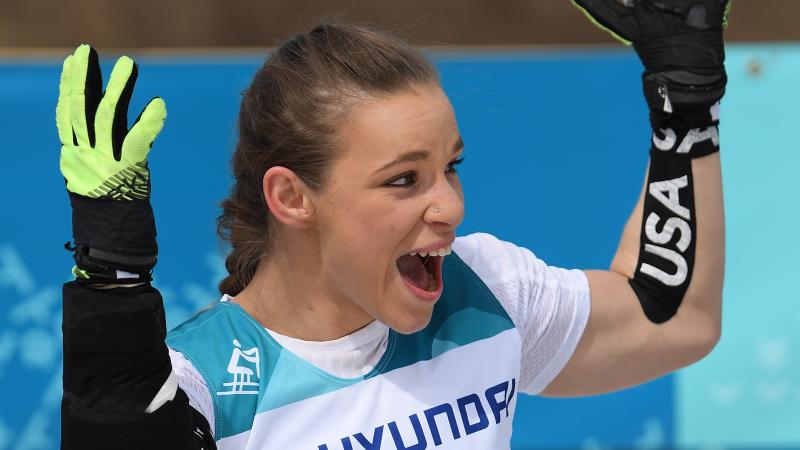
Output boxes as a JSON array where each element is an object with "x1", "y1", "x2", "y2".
[{"x1": 313, "y1": 84, "x2": 465, "y2": 334}]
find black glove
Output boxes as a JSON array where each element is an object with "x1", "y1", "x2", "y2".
[{"x1": 573, "y1": 0, "x2": 730, "y2": 129}]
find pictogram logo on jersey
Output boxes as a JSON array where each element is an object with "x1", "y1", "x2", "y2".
[{"x1": 218, "y1": 339, "x2": 260, "y2": 396}]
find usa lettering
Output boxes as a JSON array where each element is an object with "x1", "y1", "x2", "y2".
[
  {"x1": 652, "y1": 126, "x2": 719, "y2": 154},
  {"x1": 317, "y1": 378, "x2": 516, "y2": 450},
  {"x1": 640, "y1": 124, "x2": 711, "y2": 288},
  {"x1": 642, "y1": 175, "x2": 692, "y2": 286}
]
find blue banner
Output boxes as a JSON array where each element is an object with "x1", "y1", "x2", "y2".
[{"x1": 1, "y1": 44, "x2": 797, "y2": 449}]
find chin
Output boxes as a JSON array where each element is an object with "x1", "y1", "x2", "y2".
[{"x1": 385, "y1": 310, "x2": 434, "y2": 335}]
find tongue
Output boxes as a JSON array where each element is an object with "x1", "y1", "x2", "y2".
[{"x1": 397, "y1": 254, "x2": 429, "y2": 289}]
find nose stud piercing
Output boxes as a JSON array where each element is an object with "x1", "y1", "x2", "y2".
[{"x1": 434, "y1": 208, "x2": 440, "y2": 214}]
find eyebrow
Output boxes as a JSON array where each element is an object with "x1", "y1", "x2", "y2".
[{"x1": 376, "y1": 137, "x2": 465, "y2": 173}]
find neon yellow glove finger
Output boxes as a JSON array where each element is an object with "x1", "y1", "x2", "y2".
[
  {"x1": 69, "y1": 44, "x2": 102, "y2": 148},
  {"x1": 123, "y1": 97, "x2": 167, "y2": 165},
  {"x1": 56, "y1": 54, "x2": 75, "y2": 146},
  {"x1": 95, "y1": 55, "x2": 135, "y2": 158}
]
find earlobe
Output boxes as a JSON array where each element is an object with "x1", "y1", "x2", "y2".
[{"x1": 262, "y1": 167, "x2": 315, "y2": 229}]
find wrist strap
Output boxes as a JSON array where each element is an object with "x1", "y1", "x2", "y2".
[
  {"x1": 643, "y1": 72, "x2": 726, "y2": 130},
  {"x1": 68, "y1": 193, "x2": 157, "y2": 282}
]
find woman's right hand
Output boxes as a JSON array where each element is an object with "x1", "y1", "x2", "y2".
[{"x1": 57, "y1": 45, "x2": 166, "y2": 283}]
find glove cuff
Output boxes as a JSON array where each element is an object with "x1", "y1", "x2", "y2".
[
  {"x1": 633, "y1": 25, "x2": 726, "y2": 131},
  {"x1": 68, "y1": 193, "x2": 157, "y2": 281},
  {"x1": 643, "y1": 70, "x2": 726, "y2": 131}
]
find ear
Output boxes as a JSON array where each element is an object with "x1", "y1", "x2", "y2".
[{"x1": 262, "y1": 166, "x2": 316, "y2": 229}]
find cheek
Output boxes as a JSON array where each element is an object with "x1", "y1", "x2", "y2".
[
  {"x1": 324, "y1": 194, "x2": 399, "y2": 270},
  {"x1": 357, "y1": 202, "x2": 395, "y2": 235},
  {"x1": 334, "y1": 203, "x2": 418, "y2": 297},
  {"x1": 332, "y1": 193, "x2": 412, "y2": 248}
]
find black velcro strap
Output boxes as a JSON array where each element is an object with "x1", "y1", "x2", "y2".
[{"x1": 69, "y1": 192, "x2": 157, "y2": 272}]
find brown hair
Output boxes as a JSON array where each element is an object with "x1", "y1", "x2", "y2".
[{"x1": 217, "y1": 23, "x2": 439, "y2": 296}]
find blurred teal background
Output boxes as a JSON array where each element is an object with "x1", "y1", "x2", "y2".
[
  {"x1": 677, "y1": 44, "x2": 800, "y2": 449},
  {"x1": 0, "y1": 43, "x2": 797, "y2": 449}
]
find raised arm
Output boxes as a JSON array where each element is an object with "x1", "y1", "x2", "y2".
[
  {"x1": 59, "y1": 45, "x2": 215, "y2": 448},
  {"x1": 542, "y1": 0, "x2": 729, "y2": 396}
]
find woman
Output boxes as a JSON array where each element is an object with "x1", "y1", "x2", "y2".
[{"x1": 59, "y1": 1, "x2": 729, "y2": 449}]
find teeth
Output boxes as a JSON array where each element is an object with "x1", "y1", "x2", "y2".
[{"x1": 410, "y1": 245, "x2": 452, "y2": 258}]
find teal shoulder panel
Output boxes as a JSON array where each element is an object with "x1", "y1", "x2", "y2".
[
  {"x1": 384, "y1": 250, "x2": 516, "y2": 371},
  {"x1": 254, "y1": 344, "x2": 364, "y2": 415},
  {"x1": 167, "y1": 302, "x2": 365, "y2": 438},
  {"x1": 224, "y1": 304, "x2": 367, "y2": 416},
  {"x1": 167, "y1": 302, "x2": 275, "y2": 440}
]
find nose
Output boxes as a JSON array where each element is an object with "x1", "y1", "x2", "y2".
[{"x1": 424, "y1": 176, "x2": 464, "y2": 230}]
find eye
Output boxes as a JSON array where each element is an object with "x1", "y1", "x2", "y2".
[
  {"x1": 446, "y1": 157, "x2": 465, "y2": 174},
  {"x1": 385, "y1": 172, "x2": 417, "y2": 187}
]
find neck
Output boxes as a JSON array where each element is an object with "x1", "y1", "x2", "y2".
[{"x1": 234, "y1": 236, "x2": 373, "y2": 341}]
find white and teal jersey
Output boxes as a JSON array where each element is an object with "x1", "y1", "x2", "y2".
[{"x1": 166, "y1": 233, "x2": 591, "y2": 449}]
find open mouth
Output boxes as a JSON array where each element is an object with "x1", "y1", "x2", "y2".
[{"x1": 396, "y1": 245, "x2": 451, "y2": 297}]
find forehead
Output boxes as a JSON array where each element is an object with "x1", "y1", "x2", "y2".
[{"x1": 335, "y1": 86, "x2": 459, "y2": 168}]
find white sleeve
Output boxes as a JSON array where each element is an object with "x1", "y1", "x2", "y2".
[
  {"x1": 453, "y1": 233, "x2": 591, "y2": 395},
  {"x1": 168, "y1": 347, "x2": 216, "y2": 435}
]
